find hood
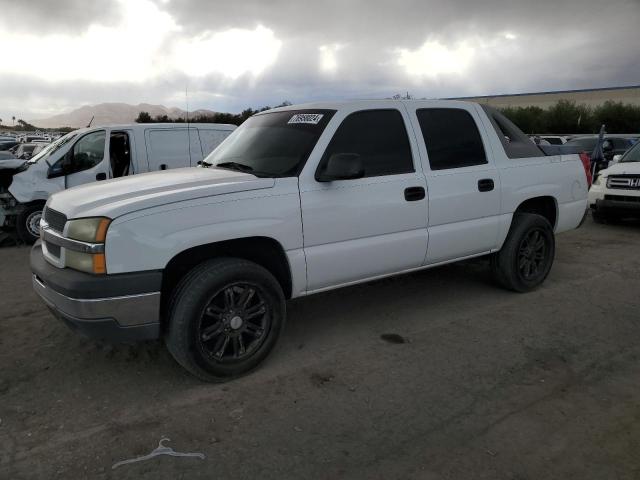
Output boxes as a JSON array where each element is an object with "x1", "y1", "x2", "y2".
[
  {"x1": 47, "y1": 167, "x2": 275, "y2": 219},
  {"x1": 599, "y1": 161, "x2": 640, "y2": 177}
]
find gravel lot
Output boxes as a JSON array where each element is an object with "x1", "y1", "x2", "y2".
[{"x1": 1, "y1": 216, "x2": 640, "y2": 479}]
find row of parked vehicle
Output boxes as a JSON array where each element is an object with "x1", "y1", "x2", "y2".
[{"x1": 0, "y1": 123, "x2": 236, "y2": 243}]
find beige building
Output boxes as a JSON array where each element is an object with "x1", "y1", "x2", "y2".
[{"x1": 453, "y1": 85, "x2": 640, "y2": 109}]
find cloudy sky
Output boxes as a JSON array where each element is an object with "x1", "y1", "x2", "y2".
[{"x1": 0, "y1": 0, "x2": 638, "y2": 122}]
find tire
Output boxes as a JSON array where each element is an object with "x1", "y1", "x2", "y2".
[
  {"x1": 592, "y1": 210, "x2": 607, "y2": 224},
  {"x1": 165, "y1": 258, "x2": 286, "y2": 382},
  {"x1": 490, "y1": 213, "x2": 555, "y2": 293},
  {"x1": 16, "y1": 203, "x2": 45, "y2": 244}
]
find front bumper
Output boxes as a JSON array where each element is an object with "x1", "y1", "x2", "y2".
[
  {"x1": 594, "y1": 196, "x2": 640, "y2": 216},
  {"x1": 30, "y1": 242, "x2": 163, "y2": 342}
]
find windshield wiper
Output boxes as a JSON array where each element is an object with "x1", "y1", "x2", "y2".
[{"x1": 214, "y1": 161, "x2": 254, "y2": 173}]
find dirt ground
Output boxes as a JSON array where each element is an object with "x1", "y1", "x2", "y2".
[{"x1": 1, "y1": 216, "x2": 640, "y2": 479}]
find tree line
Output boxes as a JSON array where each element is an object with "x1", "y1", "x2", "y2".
[
  {"x1": 135, "y1": 102, "x2": 292, "y2": 126},
  {"x1": 499, "y1": 100, "x2": 640, "y2": 134}
]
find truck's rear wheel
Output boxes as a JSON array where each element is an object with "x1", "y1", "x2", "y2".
[
  {"x1": 165, "y1": 258, "x2": 286, "y2": 382},
  {"x1": 16, "y1": 203, "x2": 44, "y2": 244},
  {"x1": 491, "y1": 213, "x2": 555, "y2": 292}
]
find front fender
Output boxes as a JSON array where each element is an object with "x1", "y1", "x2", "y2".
[{"x1": 105, "y1": 191, "x2": 304, "y2": 275}]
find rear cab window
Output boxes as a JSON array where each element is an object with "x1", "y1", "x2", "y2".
[{"x1": 416, "y1": 108, "x2": 487, "y2": 170}]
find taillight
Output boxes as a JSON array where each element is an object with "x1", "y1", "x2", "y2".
[{"x1": 579, "y1": 151, "x2": 592, "y2": 187}]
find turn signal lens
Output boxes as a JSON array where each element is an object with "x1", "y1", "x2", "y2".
[{"x1": 92, "y1": 253, "x2": 106, "y2": 274}]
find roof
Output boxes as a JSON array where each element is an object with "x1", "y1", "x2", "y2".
[
  {"x1": 261, "y1": 98, "x2": 478, "y2": 114},
  {"x1": 450, "y1": 84, "x2": 640, "y2": 101}
]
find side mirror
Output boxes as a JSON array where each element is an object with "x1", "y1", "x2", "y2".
[
  {"x1": 317, "y1": 153, "x2": 364, "y2": 182},
  {"x1": 611, "y1": 154, "x2": 622, "y2": 164}
]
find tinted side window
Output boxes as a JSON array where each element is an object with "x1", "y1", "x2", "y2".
[
  {"x1": 417, "y1": 109, "x2": 487, "y2": 170},
  {"x1": 69, "y1": 131, "x2": 105, "y2": 173},
  {"x1": 320, "y1": 109, "x2": 413, "y2": 178}
]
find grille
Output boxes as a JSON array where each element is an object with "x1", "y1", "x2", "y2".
[
  {"x1": 604, "y1": 194, "x2": 640, "y2": 204},
  {"x1": 607, "y1": 175, "x2": 640, "y2": 190},
  {"x1": 43, "y1": 207, "x2": 67, "y2": 232}
]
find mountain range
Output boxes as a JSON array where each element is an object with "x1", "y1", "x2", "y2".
[{"x1": 30, "y1": 103, "x2": 217, "y2": 128}]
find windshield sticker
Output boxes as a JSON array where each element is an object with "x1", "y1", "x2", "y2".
[{"x1": 288, "y1": 113, "x2": 324, "y2": 125}]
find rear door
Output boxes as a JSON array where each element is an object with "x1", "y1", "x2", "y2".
[
  {"x1": 409, "y1": 104, "x2": 501, "y2": 264},
  {"x1": 300, "y1": 107, "x2": 428, "y2": 291},
  {"x1": 145, "y1": 128, "x2": 203, "y2": 170}
]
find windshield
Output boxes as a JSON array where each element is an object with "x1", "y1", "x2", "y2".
[
  {"x1": 620, "y1": 142, "x2": 640, "y2": 163},
  {"x1": 202, "y1": 109, "x2": 336, "y2": 177},
  {"x1": 28, "y1": 131, "x2": 78, "y2": 164}
]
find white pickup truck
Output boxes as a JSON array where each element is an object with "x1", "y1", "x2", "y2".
[
  {"x1": 0, "y1": 123, "x2": 235, "y2": 244},
  {"x1": 31, "y1": 100, "x2": 589, "y2": 381}
]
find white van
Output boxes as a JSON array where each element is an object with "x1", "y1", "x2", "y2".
[{"x1": 0, "y1": 123, "x2": 236, "y2": 243}]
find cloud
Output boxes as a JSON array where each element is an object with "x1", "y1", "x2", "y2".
[
  {"x1": 0, "y1": 0, "x2": 638, "y2": 122},
  {"x1": 397, "y1": 40, "x2": 474, "y2": 78},
  {"x1": 172, "y1": 25, "x2": 282, "y2": 79}
]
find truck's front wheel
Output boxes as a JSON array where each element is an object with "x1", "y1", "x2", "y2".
[
  {"x1": 16, "y1": 203, "x2": 45, "y2": 244},
  {"x1": 490, "y1": 213, "x2": 555, "y2": 292},
  {"x1": 165, "y1": 258, "x2": 286, "y2": 382}
]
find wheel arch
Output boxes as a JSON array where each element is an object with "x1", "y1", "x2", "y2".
[
  {"x1": 161, "y1": 236, "x2": 293, "y2": 314},
  {"x1": 513, "y1": 196, "x2": 558, "y2": 230}
]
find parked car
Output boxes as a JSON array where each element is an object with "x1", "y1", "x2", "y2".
[
  {"x1": 588, "y1": 140, "x2": 640, "y2": 222},
  {"x1": 30, "y1": 100, "x2": 589, "y2": 381},
  {"x1": 0, "y1": 140, "x2": 19, "y2": 151},
  {"x1": 13, "y1": 143, "x2": 46, "y2": 160},
  {"x1": 0, "y1": 123, "x2": 235, "y2": 243},
  {"x1": 564, "y1": 135, "x2": 635, "y2": 162}
]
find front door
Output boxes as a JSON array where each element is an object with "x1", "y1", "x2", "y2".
[
  {"x1": 300, "y1": 108, "x2": 428, "y2": 292},
  {"x1": 65, "y1": 129, "x2": 109, "y2": 188}
]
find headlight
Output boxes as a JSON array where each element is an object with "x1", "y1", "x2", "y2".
[
  {"x1": 65, "y1": 217, "x2": 111, "y2": 274},
  {"x1": 66, "y1": 217, "x2": 111, "y2": 242}
]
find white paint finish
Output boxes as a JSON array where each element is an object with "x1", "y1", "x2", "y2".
[
  {"x1": 36, "y1": 99, "x2": 589, "y2": 301},
  {"x1": 588, "y1": 161, "x2": 640, "y2": 206},
  {"x1": 556, "y1": 199, "x2": 588, "y2": 233},
  {"x1": 403, "y1": 101, "x2": 502, "y2": 263},
  {"x1": 298, "y1": 102, "x2": 428, "y2": 290},
  {"x1": 105, "y1": 178, "x2": 301, "y2": 274},
  {"x1": 286, "y1": 248, "x2": 308, "y2": 298},
  {"x1": 303, "y1": 229, "x2": 428, "y2": 290},
  {"x1": 47, "y1": 168, "x2": 273, "y2": 220},
  {"x1": 145, "y1": 127, "x2": 203, "y2": 170}
]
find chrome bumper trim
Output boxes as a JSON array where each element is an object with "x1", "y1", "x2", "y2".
[
  {"x1": 33, "y1": 275, "x2": 160, "y2": 327},
  {"x1": 40, "y1": 224, "x2": 104, "y2": 254}
]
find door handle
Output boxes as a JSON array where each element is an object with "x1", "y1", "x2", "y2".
[
  {"x1": 478, "y1": 178, "x2": 494, "y2": 192},
  {"x1": 96, "y1": 172, "x2": 107, "y2": 181},
  {"x1": 404, "y1": 186, "x2": 425, "y2": 201}
]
